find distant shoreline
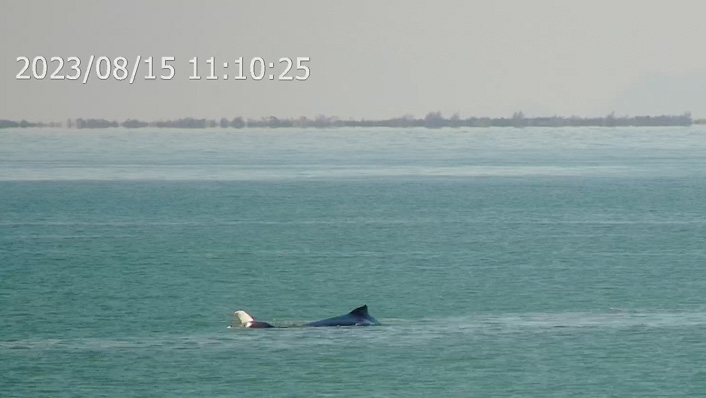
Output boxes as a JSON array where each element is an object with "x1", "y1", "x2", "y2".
[{"x1": 1, "y1": 112, "x2": 702, "y2": 129}]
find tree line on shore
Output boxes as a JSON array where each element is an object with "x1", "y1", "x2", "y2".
[{"x1": 0, "y1": 112, "x2": 699, "y2": 129}]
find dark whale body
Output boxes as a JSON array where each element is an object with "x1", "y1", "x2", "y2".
[
  {"x1": 306, "y1": 305, "x2": 379, "y2": 327},
  {"x1": 232, "y1": 305, "x2": 380, "y2": 328},
  {"x1": 247, "y1": 321, "x2": 275, "y2": 328}
]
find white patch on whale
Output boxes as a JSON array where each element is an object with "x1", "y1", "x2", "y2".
[{"x1": 233, "y1": 310, "x2": 255, "y2": 328}]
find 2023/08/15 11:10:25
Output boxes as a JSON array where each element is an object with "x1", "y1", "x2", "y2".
[
  {"x1": 190, "y1": 56, "x2": 310, "y2": 81},
  {"x1": 14, "y1": 56, "x2": 310, "y2": 83}
]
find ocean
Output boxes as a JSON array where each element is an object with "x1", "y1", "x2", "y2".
[{"x1": 2, "y1": 127, "x2": 706, "y2": 397}]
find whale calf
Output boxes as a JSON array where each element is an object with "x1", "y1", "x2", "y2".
[{"x1": 231, "y1": 305, "x2": 379, "y2": 328}]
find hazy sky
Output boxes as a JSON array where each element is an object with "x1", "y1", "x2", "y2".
[{"x1": 2, "y1": 0, "x2": 706, "y2": 121}]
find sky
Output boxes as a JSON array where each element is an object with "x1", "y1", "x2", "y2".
[{"x1": 2, "y1": 0, "x2": 706, "y2": 122}]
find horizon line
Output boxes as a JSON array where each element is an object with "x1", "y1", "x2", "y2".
[{"x1": 0, "y1": 111, "x2": 701, "y2": 130}]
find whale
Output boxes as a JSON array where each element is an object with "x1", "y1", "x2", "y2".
[
  {"x1": 233, "y1": 310, "x2": 275, "y2": 328},
  {"x1": 230, "y1": 305, "x2": 380, "y2": 328},
  {"x1": 305, "y1": 305, "x2": 379, "y2": 327}
]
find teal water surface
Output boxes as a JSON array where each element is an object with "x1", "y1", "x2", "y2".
[{"x1": 2, "y1": 127, "x2": 706, "y2": 397}]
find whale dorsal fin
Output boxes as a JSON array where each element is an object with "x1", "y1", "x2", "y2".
[{"x1": 349, "y1": 305, "x2": 369, "y2": 317}]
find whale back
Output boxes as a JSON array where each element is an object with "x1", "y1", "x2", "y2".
[{"x1": 306, "y1": 305, "x2": 380, "y2": 327}]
